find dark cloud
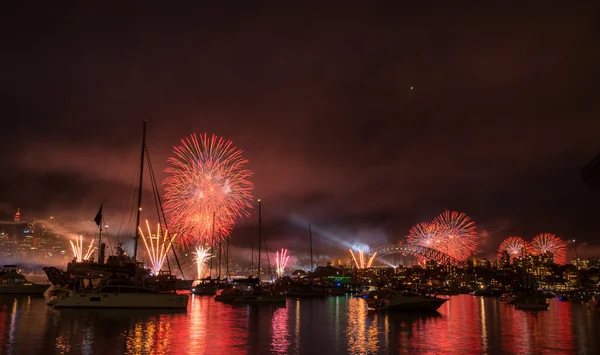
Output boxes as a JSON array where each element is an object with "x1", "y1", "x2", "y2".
[{"x1": 1, "y1": 3, "x2": 600, "y2": 268}]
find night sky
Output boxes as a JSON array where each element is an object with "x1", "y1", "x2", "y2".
[{"x1": 2, "y1": 3, "x2": 600, "y2": 265}]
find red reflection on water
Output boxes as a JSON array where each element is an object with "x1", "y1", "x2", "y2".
[
  {"x1": 270, "y1": 306, "x2": 290, "y2": 353},
  {"x1": 172, "y1": 294, "x2": 250, "y2": 354},
  {"x1": 387, "y1": 296, "x2": 578, "y2": 354}
]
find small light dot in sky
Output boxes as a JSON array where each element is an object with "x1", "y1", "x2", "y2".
[{"x1": 410, "y1": 86, "x2": 414, "y2": 90}]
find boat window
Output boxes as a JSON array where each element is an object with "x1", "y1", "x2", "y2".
[{"x1": 90, "y1": 297, "x2": 101, "y2": 302}]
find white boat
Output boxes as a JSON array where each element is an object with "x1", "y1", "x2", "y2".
[
  {"x1": 0, "y1": 265, "x2": 50, "y2": 295},
  {"x1": 45, "y1": 277, "x2": 188, "y2": 309},
  {"x1": 364, "y1": 289, "x2": 448, "y2": 312}
]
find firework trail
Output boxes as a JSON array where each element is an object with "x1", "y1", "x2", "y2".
[
  {"x1": 138, "y1": 220, "x2": 177, "y2": 274},
  {"x1": 193, "y1": 245, "x2": 213, "y2": 279},
  {"x1": 163, "y1": 133, "x2": 254, "y2": 246},
  {"x1": 275, "y1": 249, "x2": 290, "y2": 278},
  {"x1": 432, "y1": 210, "x2": 477, "y2": 261},
  {"x1": 349, "y1": 249, "x2": 377, "y2": 269},
  {"x1": 530, "y1": 233, "x2": 567, "y2": 265},
  {"x1": 497, "y1": 236, "x2": 528, "y2": 257},
  {"x1": 70, "y1": 235, "x2": 95, "y2": 262}
]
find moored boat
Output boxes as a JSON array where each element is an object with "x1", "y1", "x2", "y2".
[
  {"x1": 364, "y1": 289, "x2": 448, "y2": 312},
  {"x1": 232, "y1": 288, "x2": 286, "y2": 304},
  {"x1": 190, "y1": 277, "x2": 219, "y2": 296},
  {"x1": 514, "y1": 290, "x2": 549, "y2": 311},
  {"x1": 0, "y1": 265, "x2": 50, "y2": 295},
  {"x1": 45, "y1": 275, "x2": 188, "y2": 309}
]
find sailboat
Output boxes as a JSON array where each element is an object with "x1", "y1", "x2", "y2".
[
  {"x1": 232, "y1": 199, "x2": 286, "y2": 304},
  {"x1": 513, "y1": 246, "x2": 549, "y2": 311},
  {"x1": 43, "y1": 121, "x2": 189, "y2": 309},
  {"x1": 286, "y1": 224, "x2": 328, "y2": 298}
]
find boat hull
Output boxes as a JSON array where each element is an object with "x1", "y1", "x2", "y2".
[
  {"x1": 515, "y1": 303, "x2": 549, "y2": 310},
  {"x1": 232, "y1": 295, "x2": 287, "y2": 304},
  {"x1": 0, "y1": 284, "x2": 50, "y2": 295},
  {"x1": 52, "y1": 292, "x2": 189, "y2": 309},
  {"x1": 214, "y1": 294, "x2": 237, "y2": 302},
  {"x1": 377, "y1": 299, "x2": 447, "y2": 312},
  {"x1": 286, "y1": 291, "x2": 328, "y2": 298}
]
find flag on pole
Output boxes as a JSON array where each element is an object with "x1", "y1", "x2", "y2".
[{"x1": 94, "y1": 204, "x2": 103, "y2": 227}]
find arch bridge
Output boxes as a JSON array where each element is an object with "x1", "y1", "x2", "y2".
[{"x1": 371, "y1": 244, "x2": 460, "y2": 265}]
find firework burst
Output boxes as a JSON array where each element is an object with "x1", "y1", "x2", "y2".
[
  {"x1": 138, "y1": 220, "x2": 177, "y2": 274},
  {"x1": 432, "y1": 210, "x2": 477, "y2": 261},
  {"x1": 349, "y1": 249, "x2": 377, "y2": 269},
  {"x1": 530, "y1": 233, "x2": 567, "y2": 265},
  {"x1": 497, "y1": 236, "x2": 528, "y2": 257},
  {"x1": 406, "y1": 222, "x2": 443, "y2": 249},
  {"x1": 163, "y1": 134, "x2": 254, "y2": 246},
  {"x1": 275, "y1": 249, "x2": 290, "y2": 278},
  {"x1": 70, "y1": 235, "x2": 95, "y2": 262},
  {"x1": 193, "y1": 245, "x2": 213, "y2": 279}
]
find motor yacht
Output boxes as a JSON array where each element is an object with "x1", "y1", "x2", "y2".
[
  {"x1": 364, "y1": 289, "x2": 448, "y2": 312},
  {"x1": 0, "y1": 265, "x2": 50, "y2": 295},
  {"x1": 45, "y1": 276, "x2": 188, "y2": 309}
]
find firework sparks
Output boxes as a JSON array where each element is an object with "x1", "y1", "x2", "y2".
[
  {"x1": 432, "y1": 210, "x2": 478, "y2": 261},
  {"x1": 349, "y1": 249, "x2": 377, "y2": 269},
  {"x1": 138, "y1": 220, "x2": 177, "y2": 274},
  {"x1": 193, "y1": 245, "x2": 213, "y2": 279},
  {"x1": 70, "y1": 235, "x2": 95, "y2": 262},
  {"x1": 498, "y1": 236, "x2": 528, "y2": 257},
  {"x1": 530, "y1": 233, "x2": 567, "y2": 265},
  {"x1": 163, "y1": 133, "x2": 254, "y2": 246},
  {"x1": 275, "y1": 249, "x2": 290, "y2": 278},
  {"x1": 407, "y1": 222, "x2": 442, "y2": 249}
]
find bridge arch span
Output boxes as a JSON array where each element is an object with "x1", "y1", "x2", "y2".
[{"x1": 371, "y1": 244, "x2": 460, "y2": 265}]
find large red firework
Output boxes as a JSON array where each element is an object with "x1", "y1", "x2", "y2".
[
  {"x1": 432, "y1": 210, "x2": 478, "y2": 261},
  {"x1": 529, "y1": 233, "x2": 567, "y2": 265},
  {"x1": 406, "y1": 222, "x2": 444, "y2": 250},
  {"x1": 162, "y1": 134, "x2": 254, "y2": 246},
  {"x1": 497, "y1": 236, "x2": 528, "y2": 257}
]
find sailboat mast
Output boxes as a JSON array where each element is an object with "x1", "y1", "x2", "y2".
[
  {"x1": 251, "y1": 241, "x2": 254, "y2": 276},
  {"x1": 226, "y1": 236, "x2": 230, "y2": 280},
  {"x1": 133, "y1": 120, "x2": 147, "y2": 261},
  {"x1": 309, "y1": 224, "x2": 313, "y2": 273},
  {"x1": 257, "y1": 199, "x2": 262, "y2": 279}
]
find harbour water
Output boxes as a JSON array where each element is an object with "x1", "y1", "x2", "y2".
[{"x1": 0, "y1": 294, "x2": 598, "y2": 354}]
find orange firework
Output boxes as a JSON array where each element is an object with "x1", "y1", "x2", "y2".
[
  {"x1": 349, "y1": 249, "x2": 377, "y2": 269},
  {"x1": 138, "y1": 220, "x2": 177, "y2": 274},
  {"x1": 163, "y1": 134, "x2": 254, "y2": 246}
]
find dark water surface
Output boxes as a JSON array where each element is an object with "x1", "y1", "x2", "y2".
[{"x1": 0, "y1": 294, "x2": 598, "y2": 354}]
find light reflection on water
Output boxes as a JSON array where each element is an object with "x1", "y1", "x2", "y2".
[{"x1": 0, "y1": 294, "x2": 599, "y2": 354}]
